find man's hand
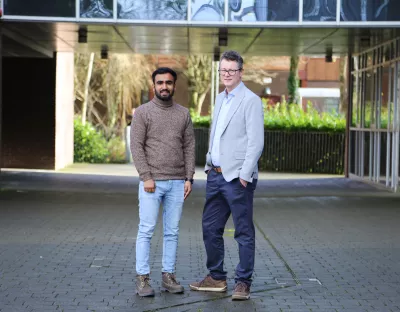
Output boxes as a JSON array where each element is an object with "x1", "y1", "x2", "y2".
[
  {"x1": 144, "y1": 179, "x2": 155, "y2": 193},
  {"x1": 239, "y1": 178, "x2": 248, "y2": 188},
  {"x1": 184, "y1": 181, "x2": 192, "y2": 200}
]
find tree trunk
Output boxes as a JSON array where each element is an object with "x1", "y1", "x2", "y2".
[
  {"x1": 197, "y1": 85, "x2": 210, "y2": 115},
  {"x1": 191, "y1": 91, "x2": 199, "y2": 111},
  {"x1": 287, "y1": 56, "x2": 299, "y2": 104},
  {"x1": 81, "y1": 52, "x2": 95, "y2": 125}
]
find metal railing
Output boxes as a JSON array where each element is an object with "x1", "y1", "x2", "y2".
[{"x1": 194, "y1": 128, "x2": 345, "y2": 174}]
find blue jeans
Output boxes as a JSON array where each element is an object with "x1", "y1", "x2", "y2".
[{"x1": 136, "y1": 180, "x2": 184, "y2": 275}]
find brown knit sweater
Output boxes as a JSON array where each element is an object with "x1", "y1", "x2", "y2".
[{"x1": 130, "y1": 97, "x2": 195, "y2": 182}]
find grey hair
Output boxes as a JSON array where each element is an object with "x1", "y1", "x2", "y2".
[{"x1": 220, "y1": 50, "x2": 244, "y2": 69}]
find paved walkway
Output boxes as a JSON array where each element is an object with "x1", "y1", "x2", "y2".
[{"x1": 1, "y1": 166, "x2": 400, "y2": 311}]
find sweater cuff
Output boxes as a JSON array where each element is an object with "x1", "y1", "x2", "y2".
[
  {"x1": 185, "y1": 173, "x2": 194, "y2": 180},
  {"x1": 141, "y1": 172, "x2": 152, "y2": 182}
]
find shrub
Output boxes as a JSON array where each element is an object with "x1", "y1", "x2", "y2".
[
  {"x1": 190, "y1": 101, "x2": 346, "y2": 132},
  {"x1": 107, "y1": 136, "x2": 127, "y2": 164},
  {"x1": 74, "y1": 118, "x2": 109, "y2": 163},
  {"x1": 263, "y1": 101, "x2": 346, "y2": 132},
  {"x1": 191, "y1": 114, "x2": 211, "y2": 128}
]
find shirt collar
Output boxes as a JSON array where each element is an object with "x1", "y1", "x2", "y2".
[{"x1": 224, "y1": 81, "x2": 244, "y2": 98}]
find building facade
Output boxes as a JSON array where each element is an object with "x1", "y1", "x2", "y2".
[{"x1": 1, "y1": 0, "x2": 399, "y2": 190}]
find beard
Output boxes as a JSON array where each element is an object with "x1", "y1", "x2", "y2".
[{"x1": 155, "y1": 89, "x2": 174, "y2": 102}]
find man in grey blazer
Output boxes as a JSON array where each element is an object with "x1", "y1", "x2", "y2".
[{"x1": 190, "y1": 50, "x2": 264, "y2": 300}]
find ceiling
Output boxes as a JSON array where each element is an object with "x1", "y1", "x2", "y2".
[{"x1": 2, "y1": 21, "x2": 400, "y2": 58}]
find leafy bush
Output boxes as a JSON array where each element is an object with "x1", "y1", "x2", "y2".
[
  {"x1": 106, "y1": 136, "x2": 127, "y2": 164},
  {"x1": 74, "y1": 118, "x2": 109, "y2": 163},
  {"x1": 191, "y1": 114, "x2": 211, "y2": 128},
  {"x1": 190, "y1": 101, "x2": 346, "y2": 132},
  {"x1": 263, "y1": 101, "x2": 346, "y2": 132}
]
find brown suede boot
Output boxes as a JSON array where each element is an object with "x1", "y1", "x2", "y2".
[
  {"x1": 162, "y1": 272, "x2": 184, "y2": 294},
  {"x1": 135, "y1": 274, "x2": 155, "y2": 297}
]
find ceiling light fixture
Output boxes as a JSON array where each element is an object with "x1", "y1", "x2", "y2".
[
  {"x1": 101, "y1": 45, "x2": 108, "y2": 60},
  {"x1": 78, "y1": 26, "x2": 88, "y2": 43}
]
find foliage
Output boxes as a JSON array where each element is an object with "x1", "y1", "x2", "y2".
[
  {"x1": 352, "y1": 101, "x2": 393, "y2": 129},
  {"x1": 73, "y1": 118, "x2": 109, "y2": 163},
  {"x1": 190, "y1": 110, "x2": 211, "y2": 128},
  {"x1": 190, "y1": 101, "x2": 346, "y2": 132},
  {"x1": 74, "y1": 53, "x2": 154, "y2": 139},
  {"x1": 287, "y1": 56, "x2": 299, "y2": 104},
  {"x1": 184, "y1": 54, "x2": 212, "y2": 115},
  {"x1": 106, "y1": 136, "x2": 127, "y2": 164},
  {"x1": 263, "y1": 101, "x2": 346, "y2": 132}
]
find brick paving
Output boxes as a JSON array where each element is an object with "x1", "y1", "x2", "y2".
[{"x1": 0, "y1": 170, "x2": 400, "y2": 311}]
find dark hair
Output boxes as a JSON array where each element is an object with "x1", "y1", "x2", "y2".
[
  {"x1": 152, "y1": 67, "x2": 178, "y2": 83},
  {"x1": 220, "y1": 50, "x2": 244, "y2": 69}
]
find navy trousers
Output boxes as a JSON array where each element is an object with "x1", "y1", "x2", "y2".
[{"x1": 202, "y1": 169, "x2": 257, "y2": 286}]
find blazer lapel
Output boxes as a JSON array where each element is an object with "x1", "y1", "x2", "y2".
[{"x1": 221, "y1": 87, "x2": 246, "y2": 134}]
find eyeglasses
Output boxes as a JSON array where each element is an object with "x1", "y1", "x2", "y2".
[{"x1": 218, "y1": 69, "x2": 242, "y2": 76}]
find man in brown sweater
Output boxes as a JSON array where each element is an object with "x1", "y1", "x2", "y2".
[{"x1": 130, "y1": 67, "x2": 195, "y2": 297}]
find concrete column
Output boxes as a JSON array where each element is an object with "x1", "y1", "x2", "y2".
[{"x1": 55, "y1": 52, "x2": 74, "y2": 170}]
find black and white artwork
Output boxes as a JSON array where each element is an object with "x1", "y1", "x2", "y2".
[
  {"x1": 228, "y1": 0, "x2": 299, "y2": 22},
  {"x1": 340, "y1": 0, "x2": 400, "y2": 21},
  {"x1": 80, "y1": 0, "x2": 113, "y2": 18},
  {"x1": 117, "y1": 0, "x2": 188, "y2": 20},
  {"x1": 191, "y1": 0, "x2": 224, "y2": 21},
  {"x1": 303, "y1": 0, "x2": 336, "y2": 21},
  {"x1": 4, "y1": 0, "x2": 75, "y2": 17}
]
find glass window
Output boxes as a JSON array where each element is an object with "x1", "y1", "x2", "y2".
[
  {"x1": 351, "y1": 73, "x2": 359, "y2": 127},
  {"x1": 303, "y1": 0, "x2": 337, "y2": 22},
  {"x1": 228, "y1": 0, "x2": 299, "y2": 22},
  {"x1": 363, "y1": 68, "x2": 374, "y2": 128},
  {"x1": 118, "y1": 0, "x2": 188, "y2": 20},
  {"x1": 80, "y1": 0, "x2": 113, "y2": 18},
  {"x1": 378, "y1": 65, "x2": 390, "y2": 129},
  {"x1": 5, "y1": 0, "x2": 75, "y2": 17},
  {"x1": 340, "y1": 0, "x2": 400, "y2": 21}
]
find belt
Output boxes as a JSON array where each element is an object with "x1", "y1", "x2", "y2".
[{"x1": 212, "y1": 166, "x2": 222, "y2": 173}]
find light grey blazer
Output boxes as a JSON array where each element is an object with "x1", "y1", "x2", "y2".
[{"x1": 205, "y1": 83, "x2": 265, "y2": 182}]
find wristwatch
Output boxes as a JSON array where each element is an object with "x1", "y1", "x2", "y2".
[{"x1": 185, "y1": 178, "x2": 194, "y2": 184}]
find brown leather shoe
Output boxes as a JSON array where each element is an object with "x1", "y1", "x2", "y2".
[
  {"x1": 135, "y1": 274, "x2": 155, "y2": 297},
  {"x1": 162, "y1": 272, "x2": 184, "y2": 294},
  {"x1": 189, "y1": 275, "x2": 227, "y2": 292},
  {"x1": 232, "y1": 281, "x2": 250, "y2": 300}
]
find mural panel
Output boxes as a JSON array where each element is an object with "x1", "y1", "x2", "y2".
[
  {"x1": 191, "y1": 0, "x2": 224, "y2": 21},
  {"x1": 80, "y1": 0, "x2": 113, "y2": 18},
  {"x1": 341, "y1": 0, "x2": 400, "y2": 21},
  {"x1": 117, "y1": 0, "x2": 188, "y2": 20},
  {"x1": 4, "y1": 0, "x2": 75, "y2": 17},
  {"x1": 303, "y1": 0, "x2": 337, "y2": 21},
  {"x1": 228, "y1": 0, "x2": 299, "y2": 22}
]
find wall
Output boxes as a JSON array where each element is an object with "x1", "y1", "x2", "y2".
[{"x1": 2, "y1": 56, "x2": 56, "y2": 169}]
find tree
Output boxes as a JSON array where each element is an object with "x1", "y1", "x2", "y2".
[
  {"x1": 74, "y1": 53, "x2": 154, "y2": 138},
  {"x1": 287, "y1": 56, "x2": 299, "y2": 104},
  {"x1": 184, "y1": 54, "x2": 212, "y2": 115},
  {"x1": 102, "y1": 54, "x2": 154, "y2": 138}
]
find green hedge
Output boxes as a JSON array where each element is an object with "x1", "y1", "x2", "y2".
[
  {"x1": 192, "y1": 101, "x2": 346, "y2": 133},
  {"x1": 74, "y1": 119, "x2": 109, "y2": 163},
  {"x1": 74, "y1": 118, "x2": 128, "y2": 164}
]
